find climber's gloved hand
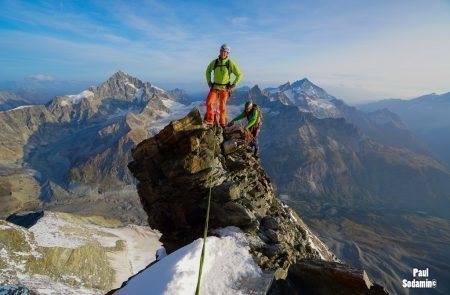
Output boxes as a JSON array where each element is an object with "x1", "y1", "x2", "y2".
[{"x1": 227, "y1": 121, "x2": 234, "y2": 127}]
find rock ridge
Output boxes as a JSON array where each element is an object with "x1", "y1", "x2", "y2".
[{"x1": 128, "y1": 108, "x2": 337, "y2": 273}]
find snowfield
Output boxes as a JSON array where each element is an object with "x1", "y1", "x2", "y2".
[
  {"x1": 0, "y1": 212, "x2": 162, "y2": 295},
  {"x1": 115, "y1": 227, "x2": 263, "y2": 295}
]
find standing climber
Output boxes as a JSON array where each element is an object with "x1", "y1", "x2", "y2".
[
  {"x1": 204, "y1": 44, "x2": 243, "y2": 128},
  {"x1": 228, "y1": 101, "x2": 262, "y2": 156}
]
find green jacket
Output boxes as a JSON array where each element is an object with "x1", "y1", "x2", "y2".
[
  {"x1": 231, "y1": 108, "x2": 260, "y2": 129},
  {"x1": 206, "y1": 57, "x2": 243, "y2": 90}
]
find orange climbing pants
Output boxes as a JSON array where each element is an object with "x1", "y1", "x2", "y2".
[{"x1": 204, "y1": 88, "x2": 229, "y2": 125}]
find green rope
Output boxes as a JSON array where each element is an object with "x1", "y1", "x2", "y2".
[{"x1": 195, "y1": 121, "x2": 218, "y2": 295}]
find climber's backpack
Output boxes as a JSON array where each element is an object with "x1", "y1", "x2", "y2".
[
  {"x1": 213, "y1": 58, "x2": 232, "y2": 86},
  {"x1": 246, "y1": 104, "x2": 263, "y2": 126}
]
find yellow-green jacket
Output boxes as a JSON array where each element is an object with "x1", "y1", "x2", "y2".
[{"x1": 206, "y1": 57, "x2": 243, "y2": 90}]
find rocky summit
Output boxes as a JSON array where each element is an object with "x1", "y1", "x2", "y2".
[{"x1": 128, "y1": 108, "x2": 388, "y2": 293}]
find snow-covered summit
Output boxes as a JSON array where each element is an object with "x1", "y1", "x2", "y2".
[
  {"x1": 44, "y1": 71, "x2": 192, "y2": 124},
  {"x1": 264, "y1": 78, "x2": 341, "y2": 118}
]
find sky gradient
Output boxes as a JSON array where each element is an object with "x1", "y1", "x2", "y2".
[{"x1": 1, "y1": 0, "x2": 449, "y2": 102}]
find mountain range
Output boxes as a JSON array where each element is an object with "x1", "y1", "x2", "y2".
[
  {"x1": 359, "y1": 92, "x2": 450, "y2": 169},
  {"x1": 0, "y1": 71, "x2": 185, "y2": 223},
  {"x1": 232, "y1": 80, "x2": 450, "y2": 218},
  {"x1": 1, "y1": 71, "x2": 449, "y2": 294}
]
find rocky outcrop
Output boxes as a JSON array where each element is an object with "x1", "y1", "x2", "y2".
[
  {"x1": 128, "y1": 108, "x2": 338, "y2": 277},
  {"x1": 270, "y1": 260, "x2": 388, "y2": 295},
  {"x1": 0, "y1": 284, "x2": 37, "y2": 295}
]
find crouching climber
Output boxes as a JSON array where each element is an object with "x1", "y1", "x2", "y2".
[{"x1": 228, "y1": 101, "x2": 262, "y2": 156}]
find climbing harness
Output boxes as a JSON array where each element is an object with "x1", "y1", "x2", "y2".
[{"x1": 245, "y1": 128, "x2": 255, "y2": 144}]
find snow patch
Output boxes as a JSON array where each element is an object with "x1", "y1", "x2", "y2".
[
  {"x1": 0, "y1": 105, "x2": 34, "y2": 113},
  {"x1": 160, "y1": 99, "x2": 186, "y2": 110},
  {"x1": 134, "y1": 87, "x2": 144, "y2": 102},
  {"x1": 125, "y1": 82, "x2": 137, "y2": 90},
  {"x1": 307, "y1": 236, "x2": 326, "y2": 260},
  {"x1": 28, "y1": 212, "x2": 161, "y2": 276},
  {"x1": 107, "y1": 107, "x2": 140, "y2": 120},
  {"x1": 100, "y1": 224, "x2": 161, "y2": 273},
  {"x1": 283, "y1": 89, "x2": 295, "y2": 103},
  {"x1": 16, "y1": 273, "x2": 103, "y2": 295},
  {"x1": 151, "y1": 85, "x2": 165, "y2": 92},
  {"x1": 63, "y1": 90, "x2": 94, "y2": 105},
  {"x1": 29, "y1": 212, "x2": 87, "y2": 248},
  {"x1": 147, "y1": 101, "x2": 199, "y2": 135},
  {"x1": 305, "y1": 97, "x2": 340, "y2": 118},
  {"x1": 115, "y1": 232, "x2": 262, "y2": 295}
]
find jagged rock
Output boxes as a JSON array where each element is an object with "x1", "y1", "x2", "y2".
[
  {"x1": 0, "y1": 284, "x2": 38, "y2": 295},
  {"x1": 6, "y1": 211, "x2": 44, "y2": 228},
  {"x1": 263, "y1": 243, "x2": 284, "y2": 258},
  {"x1": 211, "y1": 182, "x2": 241, "y2": 202},
  {"x1": 265, "y1": 228, "x2": 281, "y2": 243},
  {"x1": 262, "y1": 216, "x2": 280, "y2": 230},
  {"x1": 128, "y1": 108, "x2": 388, "y2": 293},
  {"x1": 223, "y1": 139, "x2": 239, "y2": 155},
  {"x1": 270, "y1": 259, "x2": 389, "y2": 295}
]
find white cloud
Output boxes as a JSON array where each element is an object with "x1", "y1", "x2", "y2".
[{"x1": 27, "y1": 74, "x2": 54, "y2": 81}]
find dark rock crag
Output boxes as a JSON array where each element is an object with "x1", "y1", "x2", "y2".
[
  {"x1": 271, "y1": 259, "x2": 388, "y2": 295},
  {"x1": 128, "y1": 108, "x2": 388, "y2": 294}
]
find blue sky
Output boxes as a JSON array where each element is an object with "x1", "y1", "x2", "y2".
[{"x1": 1, "y1": 0, "x2": 449, "y2": 102}]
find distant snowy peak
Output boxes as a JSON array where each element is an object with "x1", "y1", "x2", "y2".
[
  {"x1": 276, "y1": 78, "x2": 333, "y2": 100},
  {"x1": 108, "y1": 70, "x2": 139, "y2": 85},
  {"x1": 100, "y1": 70, "x2": 145, "y2": 95},
  {"x1": 106, "y1": 70, "x2": 166, "y2": 93},
  {"x1": 80, "y1": 71, "x2": 171, "y2": 106},
  {"x1": 292, "y1": 78, "x2": 330, "y2": 98},
  {"x1": 45, "y1": 71, "x2": 182, "y2": 123},
  {"x1": 279, "y1": 81, "x2": 292, "y2": 92},
  {"x1": 264, "y1": 78, "x2": 341, "y2": 118}
]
